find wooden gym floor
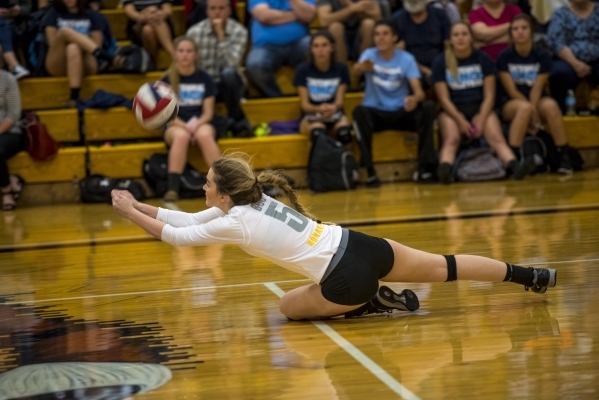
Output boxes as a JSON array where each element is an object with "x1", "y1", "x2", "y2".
[{"x1": 1, "y1": 170, "x2": 598, "y2": 399}]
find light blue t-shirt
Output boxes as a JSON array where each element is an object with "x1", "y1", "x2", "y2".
[
  {"x1": 359, "y1": 48, "x2": 421, "y2": 111},
  {"x1": 250, "y1": 0, "x2": 314, "y2": 47}
]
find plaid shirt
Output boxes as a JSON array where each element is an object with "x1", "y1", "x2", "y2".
[{"x1": 186, "y1": 18, "x2": 248, "y2": 83}]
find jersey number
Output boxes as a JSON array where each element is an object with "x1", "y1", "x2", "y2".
[{"x1": 265, "y1": 203, "x2": 309, "y2": 233}]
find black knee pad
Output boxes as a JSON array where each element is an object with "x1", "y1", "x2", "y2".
[
  {"x1": 444, "y1": 255, "x2": 457, "y2": 282},
  {"x1": 336, "y1": 126, "x2": 352, "y2": 145},
  {"x1": 311, "y1": 127, "x2": 327, "y2": 141}
]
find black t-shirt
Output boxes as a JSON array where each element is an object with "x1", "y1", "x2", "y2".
[
  {"x1": 162, "y1": 69, "x2": 217, "y2": 122},
  {"x1": 431, "y1": 50, "x2": 497, "y2": 105},
  {"x1": 496, "y1": 46, "x2": 551, "y2": 99},
  {"x1": 293, "y1": 61, "x2": 350, "y2": 106},
  {"x1": 40, "y1": 8, "x2": 103, "y2": 36},
  {"x1": 122, "y1": 0, "x2": 173, "y2": 12},
  {"x1": 392, "y1": 5, "x2": 450, "y2": 68}
]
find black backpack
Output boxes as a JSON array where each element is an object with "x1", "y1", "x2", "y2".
[
  {"x1": 308, "y1": 133, "x2": 359, "y2": 193},
  {"x1": 536, "y1": 130, "x2": 584, "y2": 172},
  {"x1": 80, "y1": 175, "x2": 146, "y2": 204},
  {"x1": 143, "y1": 153, "x2": 206, "y2": 199},
  {"x1": 520, "y1": 135, "x2": 551, "y2": 174},
  {"x1": 113, "y1": 44, "x2": 155, "y2": 73}
]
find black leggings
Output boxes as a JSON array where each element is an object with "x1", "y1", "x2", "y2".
[
  {"x1": 352, "y1": 101, "x2": 437, "y2": 173},
  {"x1": 0, "y1": 133, "x2": 24, "y2": 187},
  {"x1": 320, "y1": 230, "x2": 395, "y2": 306}
]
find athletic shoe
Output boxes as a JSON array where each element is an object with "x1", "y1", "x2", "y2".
[
  {"x1": 365, "y1": 175, "x2": 381, "y2": 188},
  {"x1": 376, "y1": 286, "x2": 420, "y2": 312},
  {"x1": 162, "y1": 190, "x2": 179, "y2": 202},
  {"x1": 511, "y1": 156, "x2": 536, "y2": 180},
  {"x1": 413, "y1": 170, "x2": 437, "y2": 184},
  {"x1": 12, "y1": 65, "x2": 30, "y2": 80},
  {"x1": 525, "y1": 268, "x2": 557, "y2": 294},
  {"x1": 557, "y1": 152, "x2": 573, "y2": 175},
  {"x1": 437, "y1": 162, "x2": 453, "y2": 185}
]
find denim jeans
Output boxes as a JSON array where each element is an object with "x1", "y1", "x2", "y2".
[
  {"x1": 245, "y1": 36, "x2": 310, "y2": 98},
  {"x1": 0, "y1": 17, "x2": 14, "y2": 54},
  {"x1": 549, "y1": 58, "x2": 599, "y2": 113}
]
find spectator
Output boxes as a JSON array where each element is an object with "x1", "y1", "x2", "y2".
[
  {"x1": 41, "y1": 0, "x2": 113, "y2": 107},
  {"x1": 0, "y1": 0, "x2": 30, "y2": 79},
  {"x1": 316, "y1": 0, "x2": 380, "y2": 63},
  {"x1": 161, "y1": 37, "x2": 221, "y2": 202},
  {"x1": 432, "y1": 22, "x2": 532, "y2": 184},
  {"x1": 186, "y1": 0, "x2": 240, "y2": 28},
  {"x1": 122, "y1": 0, "x2": 175, "y2": 63},
  {"x1": 547, "y1": 0, "x2": 599, "y2": 113},
  {"x1": 498, "y1": 14, "x2": 573, "y2": 173},
  {"x1": 0, "y1": 52, "x2": 25, "y2": 211},
  {"x1": 429, "y1": 0, "x2": 461, "y2": 24},
  {"x1": 352, "y1": 20, "x2": 437, "y2": 186},
  {"x1": 469, "y1": 0, "x2": 521, "y2": 61},
  {"x1": 245, "y1": 0, "x2": 316, "y2": 97},
  {"x1": 187, "y1": 0, "x2": 252, "y2": 136},
  {"x1": 392, "y1": 0, "x2": 450, "y2": 87},
  {"x1": 293, "y1": 31, "x2": 352, "y2": 145}
]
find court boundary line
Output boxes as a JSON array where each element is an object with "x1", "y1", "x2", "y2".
[
  {"x1": 263, "y1": 282, "x2": 421, "y2": 400},
  {"x1": 3, "y1": 258, "x2": 599, "y2": 305},
  {"x1": 1, "y1": 202, "x2": 598, "y2": 253}
]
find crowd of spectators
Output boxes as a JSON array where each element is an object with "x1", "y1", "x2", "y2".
[{"x1": 1, "y1": 0, "x2": 596, "y2": 206}]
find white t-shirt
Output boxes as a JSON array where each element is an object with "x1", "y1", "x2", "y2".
[{"x1": 157, "y1": 194, "x2": 343, "y2": 283}]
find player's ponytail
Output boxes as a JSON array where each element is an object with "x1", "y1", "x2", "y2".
[{"x1": 211, "y1": 153, "x2": 319, "y2": 222}]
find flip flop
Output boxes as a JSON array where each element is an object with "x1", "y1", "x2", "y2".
[{"x1": 11, "y1": 174, "x2": 25, "y2": 201}]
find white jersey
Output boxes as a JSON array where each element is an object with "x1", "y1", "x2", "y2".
[{"x1": 157, "y1": 194, "x2": 343, "y2": 283}]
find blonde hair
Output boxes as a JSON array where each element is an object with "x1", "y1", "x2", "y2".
[
  {"x1": 211, "y1": 152, "x2": 319, "y2": 221},
  {"x1": 165, "y1": 36, "x2": 198, "y2": 96},
  {"x1": 446, "y1": 22, "x2": 474, "y2": 81}
]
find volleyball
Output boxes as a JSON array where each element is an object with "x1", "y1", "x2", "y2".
[{"x1": 133, "y1": 81, "x2": 179, "y2": 130}]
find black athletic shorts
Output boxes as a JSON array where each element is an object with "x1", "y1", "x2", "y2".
[
  {"x1": 455, "y1": 102, "x2": 481, "y2": 121},
  {"x1": 320, "y1": 229, "x2": 395, "y2": 306}
]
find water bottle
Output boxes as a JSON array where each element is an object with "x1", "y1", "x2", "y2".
[{"x1": 565, "y1": 89, "x2": 577, "y2": 116}]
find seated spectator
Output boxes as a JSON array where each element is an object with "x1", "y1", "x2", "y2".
[
  {"x1": 293, "y1": 31, "x2": 352, "y2": 145},
  {"x1": 0, "y1": 52, "x2": 25, "y2": 211},
  {"x1": 187, "y1": 0, "x2": 252, "y2": 136},
  {"x1": 0, "y1": 0, "x2": 30, "y2": 79},
  {"x1": 41, "y1": 0, "x2": 114, "y2": 107},
  {"x1": 245, "y1": 0, "x2": 316, "y2": 97},
  {"x1": 498, "y1": 14, "x2": 573, "y2": 174},
  {"x1": 429, "y1": 0, "x2": 461, "y2": 24},
  {"x1": 469, "y1": 0, "x2": 521, "y2": 61},
  {"x1": 316, "y1": 0, "x2": 380, "y2": 62},
  {"x1": 352, "y1": 20, "x2": 437, "y2": 186},
  {"x1": 547, "y1": 0, "x2": 599, "y2": 113},
  {"x1": 161, "y1": 37, "x2": 221, "y2": 202},
  {"x1": 432, "y1": 22, "x2": 532, "y2": 183},
  {"x1": 392, "y1": 0, "x2": 450, "y2": 87},
  {"x1": 123, "y1": 0, "x2": 175, "y2": 63},
  {"x1": 186, "y1": 0, "x2": 240, "y2": 28}
]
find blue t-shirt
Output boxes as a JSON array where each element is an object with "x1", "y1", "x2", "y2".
[
  {"x1": 293, "y1": 62, "x2": 350, "y2": 105},
  {"x1": 431, "y1": 50, "x2": 496, "y2": 105},
  {"x1": 496, "y1": 46, "x2": 551, "y2": 100},
  {"x1": 40, "y1": 8, "x2": 103, "y2": 36},
  {"x1": 392, "y1": 5, "x2": 450, "y2": 68},
  {"x1": 250, "y1": 0, "x2": 314, "y2": 47},
  {"x1": 162, "y1": 69, "x2": 217, "y2": 122},
  {"x1": 359, "y1": 48, "x2": 421, "y2": 111}
]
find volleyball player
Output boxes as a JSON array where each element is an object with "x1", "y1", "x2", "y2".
[{"x1": 112, "y1": 152, "x2": 557, "y2": 321}]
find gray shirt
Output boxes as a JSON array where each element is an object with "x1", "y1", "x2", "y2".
[{"x1": 316, "y1": 0, "x2": 390, "y2": 29}]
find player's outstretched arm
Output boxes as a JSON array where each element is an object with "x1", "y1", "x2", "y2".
[
  {"x1": 112, "y1": 190, "x2": 165, "y2": 240},
  {"x1": 111, "y1": 189, "x2": 159, "y2": 218}
]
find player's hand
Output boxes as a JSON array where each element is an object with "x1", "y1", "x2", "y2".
[
  {"x1": 457, "y1": 115, "x2": 472, "y2": 135},
  {"x1": 112, "y1": 189, "x2": 136, "y2": 218},
  {"x1": 358, "y1": 59, "x2": 374, "y2": 73},
  {"x1": 404, "y1": 96, "x2": 418, "y2": 112}
]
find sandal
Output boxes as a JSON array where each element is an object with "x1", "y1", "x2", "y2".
[
  {"x1": 2, "y1": 191, "x2": 16, "y2": 211},
  {"x1": 10, "y1": 175, "x2": 25, "y2": 201}
]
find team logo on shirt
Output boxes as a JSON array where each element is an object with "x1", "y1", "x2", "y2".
[
  {"x1": 446, "y1": 65, "x2": 484, "y2": 90},
  {"x1": 508, "y1": 63, "x2": 540, "y2": 87},
  {"x1": 307, "y1": 77, "x2": 340, "y2": 102},
  {"x1": 372, "y1": 64, "x2": 404, "y2": 89},
  {"x1": 178, "y1": 83, "x2": 206, "y2": 106},
  {"x1": 57, "y1": 18, "x2": 91, "y2": 35}
]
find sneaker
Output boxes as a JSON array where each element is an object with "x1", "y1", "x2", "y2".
[
  {"x1": 376, "y1": 286, "x2": 420, "y2": 312},
  {"x1": 511, "y1": 156, "x2": 536, "y2": 180},
  {"x1": 557, "y1": 153, "x2": 573, "y2": 175},
  {"x1": 437, "y1": 162, "x2": 453, "y2": 185},
  {"x1": 12, "y1": 65, "x2": 30, "y2": 80},
  {"x1": 414, "y1": 170, "x2": 437, "y2": 184},
  {"x1": 525, "y1": 268, "x2": 557, "y2": 294},
  {"x1": 162, "y1": 190, "x2": 179, "y2": 202},
  {"x1": 365, "y1": 175, "x2": 381, "y2": 188}
]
